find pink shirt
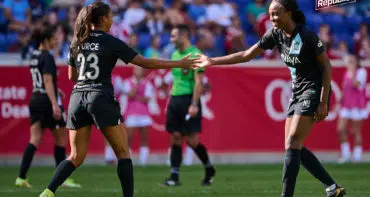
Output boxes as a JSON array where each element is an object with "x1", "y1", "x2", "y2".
[
  {"x1": 120, "y1": 77, "x2": 154, "y2": 117},
  {"x1": 341, "y1": 68, "x2": 367, "y2": 109}
]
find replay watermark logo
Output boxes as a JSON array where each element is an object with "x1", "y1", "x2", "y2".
[{"x1": 316, "y1": 0, "x2": 356, "y2": 10}]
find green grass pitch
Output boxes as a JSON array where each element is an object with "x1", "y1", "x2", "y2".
[{"x1": 0, "y1": 164, "x2": 368, "y2": 197}]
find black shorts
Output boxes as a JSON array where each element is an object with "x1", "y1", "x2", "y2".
[
  {"x1": 67, "y1": 91, "x2": 123, "y2": 130},
  {"x1": 166, "y1": 95, "x2": 202, "y2": 134},
  {"x1": 29, "y1": 94, "x2": 58, "y2": 129},
  {"x1": 287, "y1": 89, "x2": 331, "y2": 117}
]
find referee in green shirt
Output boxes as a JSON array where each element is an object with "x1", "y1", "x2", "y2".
[{"x1": 163, "y1": 24, "x2": 215, "y2": 186}]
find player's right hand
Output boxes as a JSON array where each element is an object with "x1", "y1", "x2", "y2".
[
  {"x1": 52, "y1": 104, "x2": 62, "y2": 120},
  {"x1": 194, "y1": 54, "x2": 214, "y2": 69},
  {"x1": 180, "y1": 54, "x2": 197, "y2": 69}
]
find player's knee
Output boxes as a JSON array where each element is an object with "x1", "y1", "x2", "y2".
[
  {"x1": 67, "y1": 152, "x2": 86, "y2": 167},
  {"x1": 171, "y1": 132, "x2": 182, "y2": 145},
  {"x1": 54, "y1": 137, "x2": 67, "y2": 147},
  {"x1": 29, "y1": 136, "x2": 42, "y2": 147},
  {"x1": 285, "y1": 135, "x2": 302, "y2": 150},
  {"x1": 186, "y1": 137, "x2": 199, "y2": 148},
  {"x1": 113, "y1": 145, "x2": 130, "y2": 159},
  {"x1": 337, "y1": 127, "x2": 347, "y2": 134}
]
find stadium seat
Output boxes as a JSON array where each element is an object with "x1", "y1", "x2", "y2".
[
  {"x1": 246, "y1": 32, "x2": 259, "y2": 47},
  {"x1": 297, "y1": 0, "x2": 315, "y2": 13},
  {"x1": 57, "y1": 8, "x2": 68, "y2": 21},
  {"x1": 305, "y1": 13, "x2": 323, "y2": 33},
  {"x1": 323, "y1": 14, "x2": 345, "y2": 33},
  {"x1": 335, "y1": 32, "x2": 354, "y2": 52},
  {"x1": 0, "y1": 33, "x2": 8, "y2": 52},
  {"x1": 345, "y1": 14, "x2": 363, "y2": 34},
  {"x1": 6, "y1": 33, "x2": 18, "y2": 45},
  {"x1": 240, "y1": 14, "x2": 253, "y2": 34},
  {"x1": 160, "y1": 33, "x2": 171, "y2": 49},
  {"x1": 138, "y1": 33, "x2": 152, "y2": 52}
]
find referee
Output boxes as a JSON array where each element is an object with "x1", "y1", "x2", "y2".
[{"x1": 163, "y1": 24, "x2": 215, "y2": 187}]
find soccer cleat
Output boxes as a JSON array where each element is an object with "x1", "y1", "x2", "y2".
[
  {"x1": 162, "y1": 178, "x2": 181, "y2": 187},
  {"x1": 326, "y1": 184, "x2": 346, "y2": 197},
  {"x1": 15, "y1": 177, "x2": 32, "y2": 188},
  {"x1": 39, "y1": 189, "x2": 55, "y2": 197},
  {"x1": 201, "y1": 166, "x2": 216, "y2": 186},
  {"x1": 62, "y1": 178, "x2": 82, "y2": 188}
]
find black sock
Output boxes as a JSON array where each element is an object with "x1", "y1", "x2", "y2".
[
  {"x1": 282, "y1": 149, "x2": 301, "y2": 197},
  {"x1": 301, "y1": 147, "x2": 336, "y2": 188},
  {"x1": 192, "y1": 143, "x2": 212, "y2": 168},
  {"x1": 47, "y1": 160, "x2": 76, "y2": 193},
  {"x1": 19, "y1": 143, "x2": 37, "y2": 179},
  {"x1": 54, "y1": 146, "x2": 66, "y2": 167},
  {"x1": 117, "y1": 158, "x2": 134, "y2": 197},
  {"x1": 170, "y1": 145, "x2": 182, "y2": 181}
]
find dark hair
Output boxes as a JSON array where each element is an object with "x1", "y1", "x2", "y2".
[
  {"x1": 70, "y1": 2, "x2": 111, "y2": 57},
  {"x1": 31, "y1": 26, "x2": 56, "y2": 48},
  {"x1": 174, "y1": 24, "x2": 191, "y2": 39},
  {"x1": 273, "y1": 0, "x2": 306, "y2": 25}
]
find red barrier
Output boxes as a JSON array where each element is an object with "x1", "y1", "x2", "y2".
[{"x1": 0, "y1": 64, "x2": 369, "y2": 154}]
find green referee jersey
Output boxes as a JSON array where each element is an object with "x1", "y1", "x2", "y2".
[{"x1": 170, "y1": 45, "x2": 205, "y2": 96}]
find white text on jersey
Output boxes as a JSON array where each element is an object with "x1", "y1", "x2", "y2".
[{"x1": 81, "y1": 43, "x2": 100, "y2": 51}]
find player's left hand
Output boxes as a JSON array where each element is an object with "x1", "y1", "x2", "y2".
[
  {"x1": 314, "y1": 102, "x2": 328, "y2": 122},
  {"x1": 188, "y1": 105, "x2": 199, "y2": 117}
]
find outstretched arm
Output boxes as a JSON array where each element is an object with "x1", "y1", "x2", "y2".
[
  {"x1": 131, "y1": 54, "x2": 195, "y2": 69},
  {"x1": 195, "y1": 44, "x2": 265, "y2": 67}
]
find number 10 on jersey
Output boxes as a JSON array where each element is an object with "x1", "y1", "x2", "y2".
[{"x1": 77, "y1": 53, "x2": 100, "y2": 80}]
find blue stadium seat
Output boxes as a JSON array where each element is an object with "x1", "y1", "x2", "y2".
[
  {"x1": 0, "y1": 33, "x2": 8, "y2": 52},
  {"x1": 240, "y1": 14, "x2": 253, "y2": 34},
  {"x1": 246, "y1": 33, "x2": 259, "y2": 47},
  {"x1": 213, "y1": 35, "x2": 225, "y2": 55},
  {"x1": 160, "y1": 33, "x2": 170, "y2": 49},
  {"x1": 335, "y1": 32, "x2": 354, "y2": 52},
  {"x1": 305, "y1": 13, "x2": 323, "y2": 33},
  {"x1": 58, "y1": 8, "x2": 68, "y2": 21},
  {"x1": 297, "y1": 0, "x2": 315, "y2": 13},
  {"x1": 6, "y1": 33, "x2": 18, "y2": 45},
  {"x1": 138, "y1": 33, "x2": 152, "y2": 51},
  {"x1": 323, "y1": 14, "x2": 345, "y2": 33},
  {"x1": 345, "y1": 14, "x2": 363, "y2": 34}
]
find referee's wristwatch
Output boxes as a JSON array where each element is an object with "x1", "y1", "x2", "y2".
[{"x1": 191, "y1": 100, "x2": 198, "y2": 106}]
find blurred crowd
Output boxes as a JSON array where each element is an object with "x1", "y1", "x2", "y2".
[{"x1": 0, "y1": 0, "x2": 370, "y2": 61}]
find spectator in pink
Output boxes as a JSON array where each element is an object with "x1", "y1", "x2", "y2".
[
  {"x1": 337, "y1": 54, "x2": 368, "y2": 163},
  {"x1": 106, "y1": 66, "x2": 155, "y2": 166}
]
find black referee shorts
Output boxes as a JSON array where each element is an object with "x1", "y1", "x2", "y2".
[
  {"x1": 66, "y1": 91, "x2": 123, "y2": 130},
  {"x1": 166, "y1": 95, "x2": 202, "y2": 134}
]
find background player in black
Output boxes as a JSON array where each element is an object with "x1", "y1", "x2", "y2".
[
  {"x1": 194, "y1": 0, "x2": 345, "y2": 197},
  {"x1": 15, "y1": 27, "x2": 80, "y2": 189},
  {"x1": 39, "y1": 2, "x2": 197, "y2": 197}
]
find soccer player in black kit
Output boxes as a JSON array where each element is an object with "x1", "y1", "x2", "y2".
[
  {"x1": 15, "y1": 27, "x2": 80, "y2": 189},
  {"x1": 195, "y1": 0, "x2": 346, "y2": 197},
  {"x1": 39, "y1": 2, "x2": 197, "y2": 197}
]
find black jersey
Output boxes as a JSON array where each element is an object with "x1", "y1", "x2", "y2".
[
  {"x1": 29, "y1": 50, "x2": 58, "y2": 98},
  {"x1": 257, "y1": 25, "x2": 325, "y2": 98},
  {"x1": 68, "y1": 30, "x2": 138, "y2": 96}
]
